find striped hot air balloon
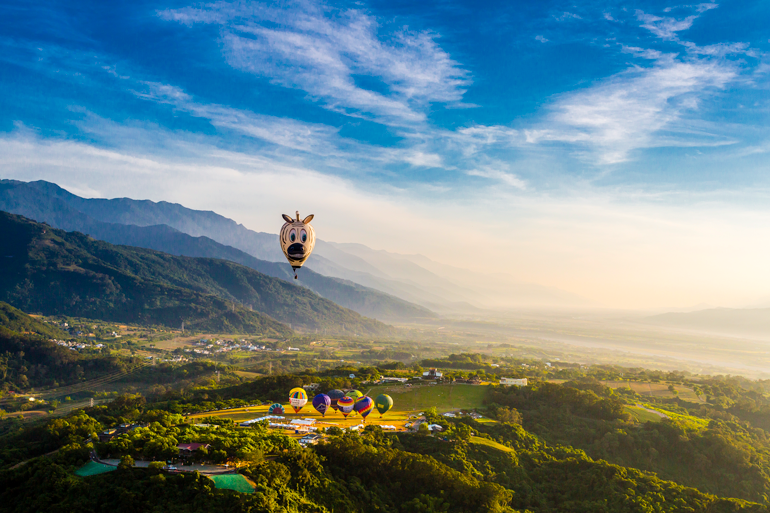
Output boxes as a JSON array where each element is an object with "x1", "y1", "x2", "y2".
[
  {"x1": 338, "y1": 396, "x2": 355, "y2": 418},
  {"x1": 289, "y1": 387, "x2": 308, "y2": 414},
  {"x1": 354, "y1": 396, "x2": 374, "y2": 422},
  {"x1": 327, "y1": 389, "x2": 345, "y2": 412},
  {"x1": 268, "y1": 403, "x2": 285, "y2": 415}
]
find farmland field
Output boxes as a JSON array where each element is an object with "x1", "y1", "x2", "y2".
[{"x1": 188, "y1": 383, "x2": 490, "y2": 431}]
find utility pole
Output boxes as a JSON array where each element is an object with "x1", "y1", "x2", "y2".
[
  {"x1": 89, "y1": 398, "x2": 94, "y2": 407},
  {"x1": 181, "y1": 321, "x2": 184, "y2": 334},
  {"x1": 216, "y1": 370, "x2": 220, "y2": 383}
]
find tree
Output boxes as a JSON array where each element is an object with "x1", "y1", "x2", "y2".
[
  {"x1": 118, "y1": 454, "x2": 134, "y2": 470},
  {"x1": 495, "y1": 406, "x2": 522, "y2": 424}
]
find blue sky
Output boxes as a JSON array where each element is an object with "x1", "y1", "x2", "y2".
[{"x1": 2, "y1": 0, "x2": 770, "y2": 308}]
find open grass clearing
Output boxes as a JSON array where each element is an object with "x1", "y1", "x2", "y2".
[
  {"x1": 469, "y1": 436, "x2": 514, "y2": 453},
  {"x1": 624, "y1": 405, "x2": 666, "y2": 423}
]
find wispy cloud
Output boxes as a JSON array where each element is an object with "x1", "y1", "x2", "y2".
[
  {"x1": 636, "y1": 3, "x2": 718, "y2": 41},
  {"x1": 134, "y1": 81, "x2": 342, "y2": 155},
  {"x1": 524, "y1": 4, "x2": 748, "y2": 164},
  {"x1": 526, "y1": 57, "x2": 737, "y2": 164},
  {"x1": 467, "y1": 165, "x2": 526, "y2": 189},
  {"x1": 158, "y1": 1, "x2": 470, "y2": 127}
]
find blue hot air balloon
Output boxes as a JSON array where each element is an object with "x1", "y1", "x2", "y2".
[{"x1": 312, "y1": 393, "x2": 331, "y2": 417}]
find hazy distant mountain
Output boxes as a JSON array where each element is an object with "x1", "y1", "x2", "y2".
[
  {"x1": 0, "y1": 180, "x2": 435, "y2": 322},
  {"x1": 0, "y1": 212, "x2": 394, "y2": 336},
  {"x1": 644, "y1": 308, "x2": 770, "y2": 338},
  {"x1": 325, "y1": 242, "x2": 592, "y2": 309},
  {"x1": 0, "y1": 179, "x2": 590, "y2": 312}
]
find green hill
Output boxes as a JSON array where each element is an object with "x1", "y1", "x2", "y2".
[
  {"x1": 0, "y1": 212, "x2": 392, "y2": 336},
  {"x1": 0, "y1": 302, "x2": 68, "y2": 339}
]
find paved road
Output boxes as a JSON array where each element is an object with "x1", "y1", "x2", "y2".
[{"x1": 98, "y1": 459, "x2": 235, "y2": 474}]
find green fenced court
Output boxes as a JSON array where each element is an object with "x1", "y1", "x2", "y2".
[
  {"x1": 74, "y1": 460, "x2": 117, "y2": 477},
  {"x1": 208, "y1": 474, "x2": 255, "y2": 493}
]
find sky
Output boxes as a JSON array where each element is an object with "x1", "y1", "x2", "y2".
[{"x1": 1, "y1": 0, "x2": 770, "y2": 309}]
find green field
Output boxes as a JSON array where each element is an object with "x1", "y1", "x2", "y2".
[
  {"x1": 189, "y1": 383, "x2": 490, "y2": 430},
  {"x1": 624, "y1": 405, "x2": 666, "y2": 423},
  {"x1": 469, "y1": 436, "x2": 514, "y2": 453},
  {"x1": 366, "y1": 383, "x2": 489, "y2": 413},
  {"x1": 74, "y1": 461, "x2": 117, "y2": 477},
  {"x1": 208, "y1": 474, "x2": 255, "y2": 493}
]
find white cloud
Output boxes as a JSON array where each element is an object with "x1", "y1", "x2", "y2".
[
  {"x1": 636, "y1": 11, "x2": 698, "y2": 41},
  {"x1": 527, "y1": 57, "x2": 736, "y2": 164},
  {"x1": 535, "y1": 35, "x2": 548, "y2": 43},
  {"x1": 159, "y1": 1, "x2": 470, "y2": 127},
  {"x1": 554, "y1": 12, "x2": 582, "y2": 21},
  {"x1": 467, "y1": 166, "x2": 526, "y2": 189},
  {"x1": 523, "y1": 3, "x2": 747, "y2": 165}
]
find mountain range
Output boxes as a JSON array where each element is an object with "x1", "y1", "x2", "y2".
[
  {"x1": 0, "y1": 212, "x2": 394, "y2": 336},
  {"x1": 643, "y1": 308, "x2": 770, "y2": 338},
  {"x1": 0, "y1": 180, "x2": 434, "y2": 322},
  {"x1": 0, "y1": 179, "x2": 589, "y2": 312}
]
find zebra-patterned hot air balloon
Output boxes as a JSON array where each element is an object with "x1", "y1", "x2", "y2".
[{"x1": 279, "y1": 212, "x2": 316, "y2": 279}]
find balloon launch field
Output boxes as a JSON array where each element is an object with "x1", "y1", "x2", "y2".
[{"x1": 186, "y1": 383, "x2": 490, "y2": 430}]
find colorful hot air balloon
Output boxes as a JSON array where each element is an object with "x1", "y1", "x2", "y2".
[
  {"x1": 327, "y1": 389, "x2": 345, "y2": 412},
  {"x1": 312, "y1": 393, "x2": 331, "y2": 417},
  {"x1": 279, "y1": 212, "x2": 316, "y2": 279},
  {"x1": 268, "y1": 403, "x2": 285, "y2": 415},
  {"x1": 348, "y1": 390, "x2": 363, "y2": 401},
  {"x1": 375, "y1": 394, "x2": 393, "y2": 418},
  {"x1": 338, "y1": 396, "x2": 355, "y2": 418},
  {"x1": 289, "y1": 387, "x2": 308, "y2": 414},
  {"x1": 354, "y1": 396, "x2": 374, "y2": 422}
]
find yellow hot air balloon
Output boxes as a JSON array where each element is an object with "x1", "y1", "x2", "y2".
[{"x1": 289, "y1": 387, "x2": 308, "y2": 414}]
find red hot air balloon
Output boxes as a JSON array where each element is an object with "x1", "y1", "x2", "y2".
[
  {"x1": 337, "y1": 396, "x2": 355, "y2": 418},
  {"x1": 354, "y1": 396, "x2": 374, "y2": 422},
  {"x1": 312, "y1": 393, "x2": 331, "y2": 417}
]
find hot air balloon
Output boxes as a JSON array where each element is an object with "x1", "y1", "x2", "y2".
[
  {"x1": 312, "y1": 393, "x2": 331, "y2": 417},
  {"x1": 327, "y1": 389, "x2": 345, "y2": 412},
  {"x1": 337, "y1": 396, "x2": 355, "y2": 418},
  {"x1": 268, "y1": 403, "x2": 285, "y2": 415},
  {"x1": 289, "y1": 387, "x2": 308, "y2": 414},
  {"x1": 354, "y1": 396, "x2": 374, "y2": 422},
  {"x1": 279, "y1": 212, "x2": 316, "y2": 279},
  {"x1": 375, "y1": 394, "x2": 393, "y2": 418},
  {"x1": 348, "y1": 390, "x2": 363, "y2": 401}
]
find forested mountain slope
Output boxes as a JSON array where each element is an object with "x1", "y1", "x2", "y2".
[
  {"x1": 0, "y1": 180, "x2": 435, "y2": 322},
  {"x1": 0, "y1": 212, "x2": 392, "y2": 336}
]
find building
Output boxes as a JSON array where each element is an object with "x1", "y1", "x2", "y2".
[
  {"x1": 178, "y1": 443, "x2": 210, "y2": 457},
  {"x1": 422, "y1": 368, "x2": 443, "y2": 379},
  {"x1": 97, "y1": 423, "x2": 145, "y2": 443},
  {"x1": 500, "y1": 378, "x2": 528, "y2": 386},
  {"x1": 381, "y1": 377, "x2": 408, "y2": 383},
  {"x1": 299, "y1": 434, "x2": 323, "y2": 446}
]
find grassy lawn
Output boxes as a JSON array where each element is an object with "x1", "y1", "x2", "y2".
[
  {"x1": 365, "y1": 383, "x2": 489, "y2": 413},
  {"x1": 189, "y1": 383, "x2": 490, "y2": 431},
  {"x1": 469, "y1": 436, "x2": 514, "y2": 453},
  {"x1": 624, "y1": 405, "x2": 666, "y2": 423}
]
